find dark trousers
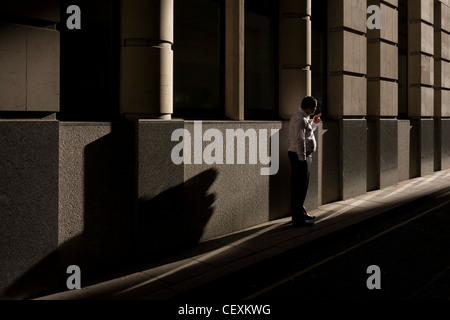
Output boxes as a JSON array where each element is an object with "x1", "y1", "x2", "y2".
[{"x1": 288, "y1": 151, "x2": 312, "y2": 223}]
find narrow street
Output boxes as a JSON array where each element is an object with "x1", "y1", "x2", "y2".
[{"x1": 173, "y1": 189, "x2": 450, "y2": 301}]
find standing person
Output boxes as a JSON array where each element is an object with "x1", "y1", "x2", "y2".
[{"x1": 288, "y1": 96, "x2": 321, "y2": 226}]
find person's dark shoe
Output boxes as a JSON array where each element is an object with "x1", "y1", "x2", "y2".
[
  {"x1": 303, "y1": 212, "x2": 316, "y2": 220},
  {"x1": 303, "y1": 207, "x2": 316, "y2": 220}
]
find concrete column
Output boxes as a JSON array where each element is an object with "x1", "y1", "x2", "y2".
[
  {"x1": 328, "y1": 0, "x2": 367, "y2": 117},
  {"x1": 278, "y1": 0, "x2": 311, "y2": 120},
  {"x1": 225, "y1": 0, "x2": 244, "y2": 120},
  {"x1": 327, "y1": 0, "x2": 367, "y2": 200},
  {"x1": 434, "y1": 0, "x2": 450, "y2": 170},
  {"x1": 434, "y1": 0, "x2": 450, "y2": 118},
  {"x1": 367, "y1": 1, "x2": 399, "y2": 118},
  {"x1": 408, "y1": 0, "x2": 434, "y2": 118},
  {"x1": 408, "y1": 0, "x2": 434, "y2": 176},
  {"x1": 120, "y1": 0, "x2": 173, "y2": 119},
  {"x1": 367, "y1": 1, "x2": 399, "y2": 190}
]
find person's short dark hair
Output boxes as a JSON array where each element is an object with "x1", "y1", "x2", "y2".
[{"x1": 301, "y1": 96, "x2": 317, "y2": 110}]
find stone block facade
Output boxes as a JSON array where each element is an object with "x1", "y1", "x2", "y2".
[{"x1": 2, "y1": 0, "x2": 450, "y2": 299}]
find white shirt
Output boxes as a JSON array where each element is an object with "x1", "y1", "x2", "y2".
[{"x1": 288, "y1": 109, "x2": 318, "y2": 161}]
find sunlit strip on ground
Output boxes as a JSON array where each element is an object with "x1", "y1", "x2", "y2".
[{"x1": 113, "y1": 222, "x2": 285, "y2": 297}]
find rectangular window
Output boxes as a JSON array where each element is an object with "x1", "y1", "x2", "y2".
[
  {"x1": 312, "y1": 0, "x2": 327, "y2": 117},
  {"x1": 398, "y1": 0, "x2": 408, "y2": 118},
  {"x1": 173, "y1": 0, "x2": 224, "y2": 119},
  {"x1": 59, "y1": 0, "x2": 120, "y2": 121},
  {"x1": 244, "y1": 0, "x2": 278, "y2": 119}
]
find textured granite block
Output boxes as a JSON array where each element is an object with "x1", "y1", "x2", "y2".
[
  {"x1": 397, "y1": 120, "x2": 411, "y2": 182},
  {"x1": 319, "y1": 120, "x2": 340, "y2": 204},
  {"x1": 367, "y1": 119, "x2": 398, "y2": 190},
  {"x1": 182, "y1": 121, "x2": 282, "y2": 240},
  {"x1": 58, "y1": 122, "x2": 134, "y2": 269},
  {"x1": 420, "y1": 119, "x2": 434, "y2": 176},
  {"x1": 341, "y1": 119, "x2": 367, "y2": 200},
  {"x1": 0, "y1": 120, "x2": 59, "y2": 299},
  {"x1": 379, "y1": 120, "x2": 399, "y2": 188},
  {"x1": 441, "y1": 119, "x2": 450, "y2": 170},
  {"x1": 135, "y1": 120, "x2": 287, "y2": 250},
  {"x1": 136, "y1": 120, "x2": 186, "y2": 255},
  {"x1": 409, "y1": 119, "x2": 420, "y2": 178}
]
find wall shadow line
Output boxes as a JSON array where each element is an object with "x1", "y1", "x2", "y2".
[{"x1": 5, "y1": 124, "x2": 219, "y2": 299}]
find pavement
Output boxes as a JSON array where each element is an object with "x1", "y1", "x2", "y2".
[{"x1": 34, "y1": 168, "x2": 450, "y2": 300}]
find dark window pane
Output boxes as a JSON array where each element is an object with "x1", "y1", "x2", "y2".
[
  {"x1": 245, "y1": 0, "x2": 277, "y2": 117},
  {"x1": 174, "y1": 0, "x2": 223, "y2": 116},
  {"x1": 398, "y1": 0, "x2": 408, "y2": 118},
  {"x1": 312, "y1": 0, "x2": 327, "y2": 116},
  {"x1": 59, "y1": 0, "x2": 120, "y2": 121}
]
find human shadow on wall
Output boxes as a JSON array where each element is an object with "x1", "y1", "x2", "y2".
[
  {"x1": 5, "y1": 123, "x2": 135, "y2": 299},
  {"x1": 5, "y1": 124, "x2": 218, "y2": 299},
  {"x1": 136, "y1": 168, "x2": 218, "y2": 258}
]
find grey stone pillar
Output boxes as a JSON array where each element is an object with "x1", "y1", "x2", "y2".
[
  {"x1": 328, "y1": 0, "x2": 367, "y2": 118},
  {"x1": 120, "y1": 0, "x2": 173, "y2": 119},
  {"x1": 279, "y1": 0, "x2": 311, "y2": 120},
  {"x1": 367, "y1": 1, "x2": 399, "y2": 190},
  {"x1": 434, "y1": 0, "x2": 450, "y2": 170},
  {"x1": 327, "y1": 0, "x2": 367, "y2": 200},
  {"x1": 225, "y1": 0, "x2": 245, "y2": 120},
  {"x1": 408, "y1": 0, "x2": 434, "y2": 176}
]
